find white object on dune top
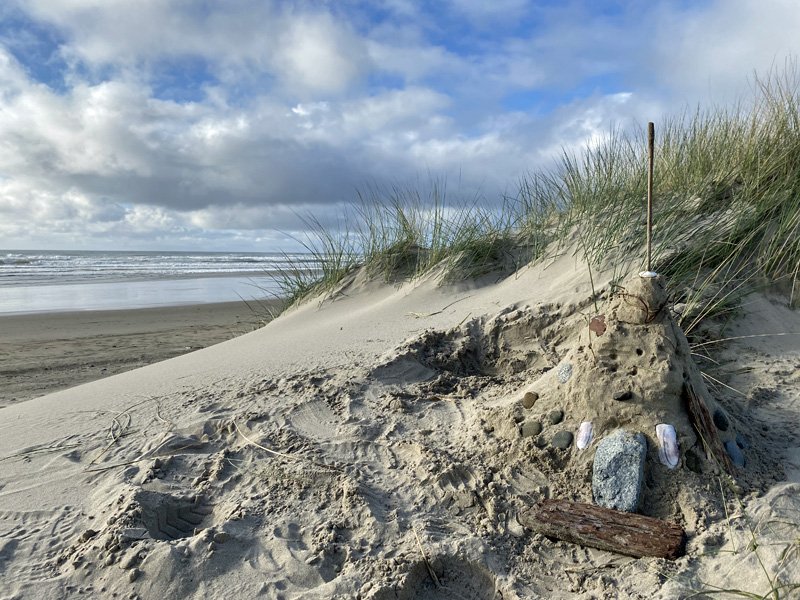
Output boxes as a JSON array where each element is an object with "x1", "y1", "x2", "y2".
[{"x1": 639, "y1": 270, "x2": 659, "y2": 278}]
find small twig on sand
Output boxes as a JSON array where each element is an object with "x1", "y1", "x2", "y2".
[
  {"x1": 412, "y1": 525, "x2": 441, "y2": 589},
  {"x1": 233, "y1": 421, "x2": 343, "y2": 472},
  {"x1": 409, "y1": 295, "x2": 472, "y2": 318}
]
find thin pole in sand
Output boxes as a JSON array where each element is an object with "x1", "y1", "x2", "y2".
[
  {"x1": 647, "y1": 122, "x2": 654, "y2": 271},
  {"x1": 641, "y1": 122, "x2": 657, "y2": 278}
]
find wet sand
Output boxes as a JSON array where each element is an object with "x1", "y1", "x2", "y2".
[{"x1": 0, "y1": 300, "x2": 279, "y2": 407}]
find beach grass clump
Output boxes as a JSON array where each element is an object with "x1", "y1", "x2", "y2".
[{"x1": 275, "y1": 61, "x2": 800, "y2": 315}]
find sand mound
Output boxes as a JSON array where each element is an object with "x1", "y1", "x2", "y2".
[{"x1": 1, "y1": 254, "x2": 799, "y2": 599}]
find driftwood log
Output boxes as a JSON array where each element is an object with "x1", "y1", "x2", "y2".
[
  {"x1": 684, "y1": 381, "x2": 734, "y2": 474},
  {"x1": 520, "y1": 499, "x2": 686, "y2": 560}
]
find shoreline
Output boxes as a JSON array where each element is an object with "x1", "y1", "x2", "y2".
[{"x1": 0, "y1": 300, "x2": 280, "y2": 407}]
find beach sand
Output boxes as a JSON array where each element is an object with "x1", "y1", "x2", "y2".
[
  {"x1": 0, "y1": 249, "x2": 798, "y2": 599},
  {"x1": 0, "y1": 301, "x2": 277, "y2": 408}
]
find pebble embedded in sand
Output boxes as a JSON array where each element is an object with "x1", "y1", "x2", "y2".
[
  {"x1": 612, "y1": 390, "x2": 632, "y2": 402},
  {"x1": 212, "y1": 532, "x2": 229, "y2": 544},
  {"x1": 521, "y1": 421, "x2": 542, "y2": 437},
  {"x1": 713, "y1": 409, "x2": 730, "y2": 431},
  {"x1": 548, "y1": 410, "x2": 564, "y2": 425},
  {"x1": 522, "y1": 391, "x2": 539, "y2": 409},
  {"x1": 557, "y1": 364, "x2": 573, "y2": 383},
  {"x1": 592, "y1": 430, "x2": 647, "y2": 513},
  {"x1": 551, "y1": 431, "x2": 573, "y2": 449},
  {"x1": 736, "y1": 433, "x2": 750, "y2": 450},
  {"x1": 724, "y1": 440, "x2": 746, "y2": 467},
  {"x1": 128, "y1": 567, "x2": 140, "y2": 582}
]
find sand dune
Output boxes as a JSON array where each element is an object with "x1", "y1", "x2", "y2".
[{"x1": 1, "y1": 248, "x2": 799, "y2": 599}]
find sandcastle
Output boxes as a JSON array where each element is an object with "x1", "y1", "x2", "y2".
[{"x1": 522, "y1": 271, "x2": 746, "y2": 513}]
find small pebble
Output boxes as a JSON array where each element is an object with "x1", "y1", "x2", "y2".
[
  {"x1": 735, "y1": 433, "x2": 750, "y2": 450},
  {"x1": 551, "y1": 431, "x2": 573, "y2": 449},
  {"x1": 724, "y1": 440, "x2": 745, "y2": 467},
  {"x1": 713, "y1": 409, "x2": 730, "y2": 432},
  {"x1": 212, "y1": 532, "x2": 229, "y2": 544},
  {"x1": 548, "y1": 410, "x2": 564, "y2": 425},
  {"x1": 612, "y1": 390, "x2": 632, "y2": 401},
  {"x1": 557, "y1": 364, "x2": 573, "y2": 384},
  {"x1": 522, "y1": 392, "x2": 539, "y2": 409},
  {"x1": 521, "y1": 421, "x2": 542, "y2": 438},
  {"x1": 128, "y1": 568, "x2": 140, "y2": 583}
]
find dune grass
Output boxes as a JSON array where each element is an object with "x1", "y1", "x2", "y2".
[{"x1": 275, "y1": 62, "x2": 800, "y2": 319}]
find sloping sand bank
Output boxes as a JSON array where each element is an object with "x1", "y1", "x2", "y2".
[{"x1": 1, "y1": 250, "x2": 799, "y2": 599}]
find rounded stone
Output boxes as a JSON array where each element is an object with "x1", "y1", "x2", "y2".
[
  {"x1": 128, "y1": 568, "x2": 140, "y2": 583},
  {"x1": 522, "y1": 391, "x2": 539, "y2": 409},
  {"x1": 713, "y1": 409, "x2": 730, "y2": 432},
  {"x1": 612, "y1": 390, "x2": 632, "y2": 402},
  {"x1": 521, "y1": 421, "x2": 542, "y2": 438},
  {"x1": 213, "y1": 532, "x2": 229, "y2": 544},
  {"x1": 557, "y1": 364, "x2": 573, "y2": 384},
  {"x1": 548, "y1": 410, "x2": 564, "y2": 425},
  {"x1": 724, "y1": 440, "x2": 745, "y2": 467},
  {"x1": 551, "y1": 431, "x2": 573, "y2": 449}
]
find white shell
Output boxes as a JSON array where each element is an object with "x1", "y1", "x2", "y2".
[
  {"x1": 576, "y1": 422, "x2": 594, "y2": 450},
  {"x1": 656, "y1": 424, "x2": 679, "y2": 469}
]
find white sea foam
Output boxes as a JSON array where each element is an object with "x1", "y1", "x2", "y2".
[{"x1": 0, "y1": 250, "x2": 319, "y2": 314}]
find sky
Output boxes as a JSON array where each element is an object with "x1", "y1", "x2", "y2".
[{"x1": 0, "y1": 0, "x2": 798, "y2": 252}]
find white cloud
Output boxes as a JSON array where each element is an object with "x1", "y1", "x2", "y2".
[
  {"x1": 649, "y1": 0, "x2": 800, "y2": 104},
  {"x1": 272, "y1": 13, "x2": 367, "y2": 95},
  {"x1": 2, "y1": 0, "x2": 799, "y2": 250}
]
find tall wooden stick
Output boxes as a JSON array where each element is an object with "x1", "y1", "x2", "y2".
[{"x1": 647, "y1": 122, "x2": 655, "y2": 272}]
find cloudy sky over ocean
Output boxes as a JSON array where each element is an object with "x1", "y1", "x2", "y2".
[{"x1": 0, "y1": 0, "x2": 798, "y2": 251}]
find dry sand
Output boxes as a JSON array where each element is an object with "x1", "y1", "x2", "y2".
[
  {"x1": 0, "y1": 302, "x2": 276, "y2": 408},
  {"x1": 0, "y1": 247, "x2": 799, "y2": 599}
]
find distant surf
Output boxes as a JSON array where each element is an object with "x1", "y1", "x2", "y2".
[{"x1": 0, "y1": 250, "x2": 317, "y2": 314}]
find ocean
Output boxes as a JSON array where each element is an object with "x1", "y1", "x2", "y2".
[{"x1": 0, "y1": 250, "x2": 318, "y2": 315}]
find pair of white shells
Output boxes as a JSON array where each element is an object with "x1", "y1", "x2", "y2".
[
  {"x1": 656, "y1": 423, "x2": 679, "y2": 469},
  {"x1": 576, "y1": 422, "x2": 679, "y2": 468}
]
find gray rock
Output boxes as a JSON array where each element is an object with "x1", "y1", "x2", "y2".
[
  {"x1": 724, "y1": 440, "x2": 745, "y2": 467},
  {"x1": 592, "y1": 430, "x2": 647, "y2": 513},
  {"x1": 522, "y1": 391, "x2": 539, "y2": 409},
  {"x1": 521, "y1": 421, "x2": 542, "y2": 438},
  {"x1": 612, "y1": 390, "x2": 632, "y2": 402},
  {"x1": 551, "y1": 431, "x2": 573, "y2": 449},
  {"x1": 548, "y1": 410, "x2": 564, "y2": 425},
  {"x1": 557, "y1": 363, "x2": 573, "y2": 383},
  {"x1": 713, "y1": 409, "x2": 730, "y2": 432}
]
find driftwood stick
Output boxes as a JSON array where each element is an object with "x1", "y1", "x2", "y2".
[
  {"x1": 684, "y1": 381, "x2": 734, "y2": 474},
  {"x1": 520, "y1": 499, "x2": 686, "y2": 560}
]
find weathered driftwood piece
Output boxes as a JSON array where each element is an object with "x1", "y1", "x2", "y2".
[
  {"x1": 520, "y1": 499, "x2": 685, "y2": 560},
  {"x1": 684, "y1": 381, "x2": 734, "y2": 474}
]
